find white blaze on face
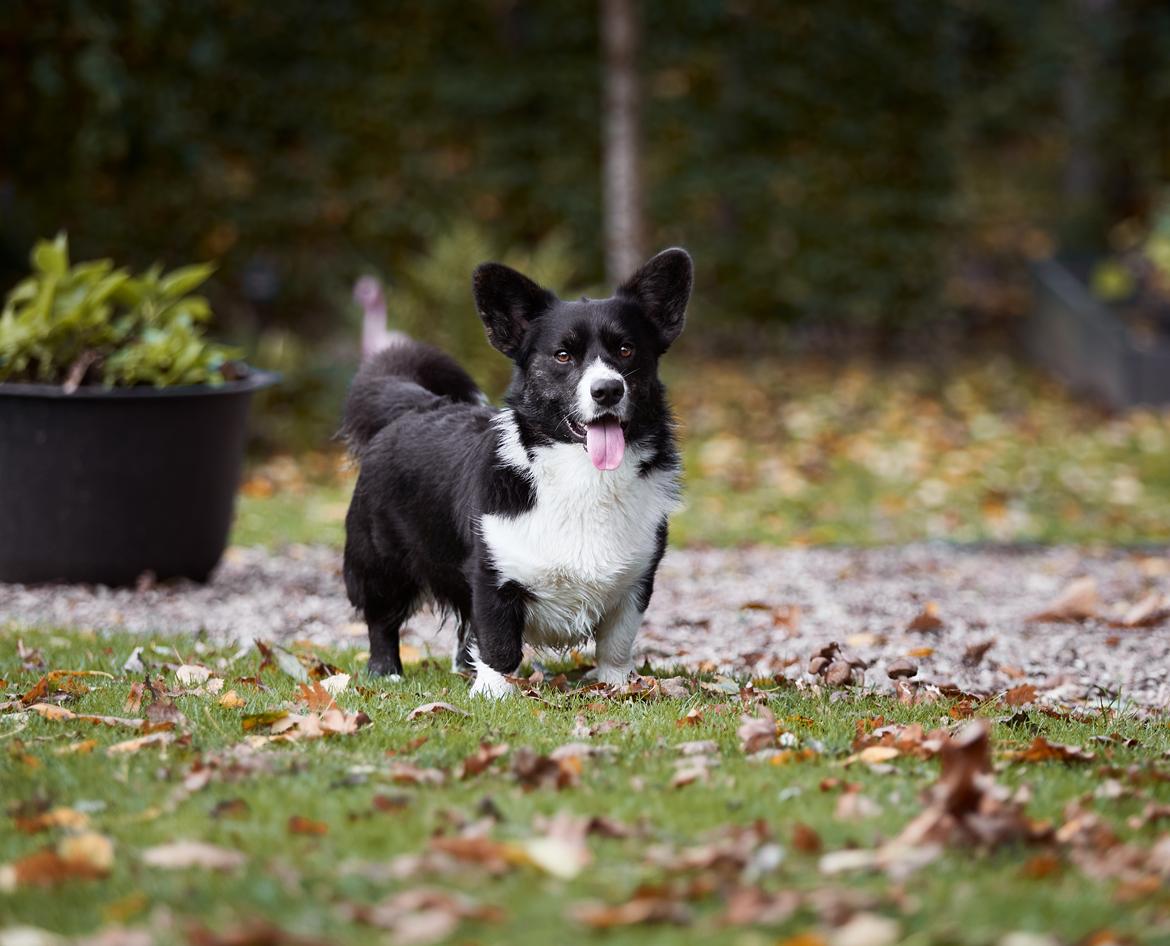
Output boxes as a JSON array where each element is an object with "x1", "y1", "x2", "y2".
[
  {"x1": 576, "y1": 358, "x2": 626, "y2": 421},
  {"x1": 576, "y1": 358, "x2": 628, "y2": 471}
]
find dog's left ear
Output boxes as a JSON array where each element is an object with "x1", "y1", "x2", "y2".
[
  {"x1": 473, "y1": 262, "x2": 557, "y2": 358},
  {"x1": 618, "y1": 248, "x2": 693, "y2": 352}
]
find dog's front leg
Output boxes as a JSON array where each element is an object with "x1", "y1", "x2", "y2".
[
  {"x1": 468, "y1": 574, "x2": 526, "y2": 699},
  {"x1": 589, "y1": 593, "x2": 643, "y2": 687}
]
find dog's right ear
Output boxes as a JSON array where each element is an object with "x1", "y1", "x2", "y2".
[
  {"x1": 473, "y1": 263, "x2": 556, "y2": 357},
  {"x1": 618, "y1": 248, "x2": 693, "y2": 352}
]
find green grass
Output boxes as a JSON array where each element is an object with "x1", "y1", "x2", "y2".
[
  {"x1": 233, "y1": 354, "x2": 1170, "y2": 550},
  {"x1": 5, "y1": 629, "x2": 1170, "y2": 944},
  {"x1": 234, "y1": 482, "x2": 350, "y2": 548}
]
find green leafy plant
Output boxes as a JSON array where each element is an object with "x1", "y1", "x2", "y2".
[{"x1": 0, "y1": 233, "x2": 240, "y2": 388}]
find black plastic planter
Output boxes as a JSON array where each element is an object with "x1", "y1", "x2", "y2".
[
  {"x1": 1029, "y1": 259, "x2": 1170, "y2": 408},
  {"x1": 0, "y1": 372, "x2": 276, "y2": 586}
]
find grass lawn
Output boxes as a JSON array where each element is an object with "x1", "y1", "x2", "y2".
[
  {"x1": 4, "y1": 629, "x2": 1170, "y2": 945},
  {"x1": 233, "y1": 355, "x2": 1170, "y2": 550}
]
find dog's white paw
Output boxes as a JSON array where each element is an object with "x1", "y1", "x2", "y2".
[
  {"x1": 586, "y1": 664, "x2": 635, "y2": 687},
  {"x1": 470, "y1": 663, "x2": 516, "y2": 699}
]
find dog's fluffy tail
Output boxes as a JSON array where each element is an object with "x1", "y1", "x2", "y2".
[{"x1": 342, "y1": 339, "x2": 485, "y2": 452}]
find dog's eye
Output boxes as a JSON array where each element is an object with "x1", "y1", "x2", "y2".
[
  {"x1": 554, "y1": 350, "x2": 572, "y2": 364},
  {"x1": 619, "y1": 344, "x2": 634, "y2": 358}
]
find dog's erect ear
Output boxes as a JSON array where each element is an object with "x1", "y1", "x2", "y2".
[
  {"x1": 617, "y1": 248, "x2": 693, "y2": 351},
  {"x1": 473, "y1": 262, "x2": 556, "y2": 357}
]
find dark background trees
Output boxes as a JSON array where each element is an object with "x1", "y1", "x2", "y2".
[{"x1": 2, "y1": 0, "x2": 1169, "y2": 341}]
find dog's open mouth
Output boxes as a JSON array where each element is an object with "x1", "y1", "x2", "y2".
[{"x1": 567, "y1": 415, "x2": 626, "y2": 472}]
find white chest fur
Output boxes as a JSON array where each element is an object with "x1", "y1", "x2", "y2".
[{"x1": 478, "y1": 412, "x2": 679, "y2": 649}]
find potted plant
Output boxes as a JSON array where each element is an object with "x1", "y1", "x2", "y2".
[{"x1": 0, "y1": 234, "x2": 275, "y2": 585}]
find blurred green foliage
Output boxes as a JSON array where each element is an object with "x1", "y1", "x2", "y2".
[
  {"x1": 0, "y1": 233, "x2": 238, "y2": 387},
  {"x1": 4, "y1": 0, "x2": 1168, "y2": 344},
  {"x1": 389, "y1": 222, "x2": 582, "y2": 395}
]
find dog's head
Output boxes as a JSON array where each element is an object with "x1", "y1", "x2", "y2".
[{"x1": 473, "y1": 249, "x2": 692, "y2": 471}]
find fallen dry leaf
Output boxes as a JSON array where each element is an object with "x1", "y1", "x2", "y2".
[
  {"x1": 1028, "y1": 576, "x2": 1099, "y2": 622},
  {"x1": 386, "y1": 735, "x2": 429, "y2": 756},
  {"x1": 0, "y1": 832, "x2": 114, "y2": 891},
  {"x1": 458, "y1": 742, "x2": 509, "y2": 778},
  {"x1": 670, "y1": 761, "x2": 713, "y2": 789},
  {"x1": 58, "y1": 832, "x2": 114, "y2": 872},
  {"x1": 387, "y1": 762, "x2": 447, "y2": 786},
  {"x1": 835, "y1": 791, "x2": 882, "y2": 821},
  {"x1": 677, "y1": 739, "x2": 719, "y2": 756},
  {"x1": 517, "y1": 812, "x2": 593, "y2": 879},
  {"x1": 824, "y1": 661, "x2": 856, "y2": 686},
  {"x1": 20, "y1": 669, "x2": 112, "y2": 706},
  {"x1": 737, "y1": 706, "x2": 778, "y2": 754},
  {"x1": 723, "y1": 886, "x2": 801, "y2": 926},
  {"x1": 792, "y1": 822, "x2": 823, "y2": 854},
  {"x1": 1004, "y1": 683, "x2": 1038, "y2": 707},
  {"x1": 242, "y1": 709, "x2": 289, "y2": 731},
  {"x1": 12, "y1": 807, "x2": 89, "y2": 834},
  {"x1": 571, "y1": 893, "x2": 691, "y2": 928},
  {"x1": 844, "y1": 745, "x2": 901, "y2": 767},
  {"x1": 807, "y1": 642, "x2": 841, "y2": 676},
  {"x1": 320, "y1": 672, "x2": 350, "y2": 696},
  {"x1": 889, "y1": 719, "x2": 1049, "y2": 852},
  {"x1": 53, "y1": 739, "x2": 98, "y2": 756},
  {"x1": 295, "y1": 681, "x2": 336, "y2": 712},
  {"x1": 572, "y1": 715, "x2": 629, "y2": 738},
  {"x1": 186, "y1": 920, "x2": 330, "y2": 946},
  {"x1": 77, "y1": 926, "x2": 154, "y2": 946},
  {"x1": 218, "y1": 689, "x2": 246, "y2": 709},
  {"x1": 211, "y1": 798, "x2": 251, "y2": 820},
  {"x1": 345, "y1": 887, "x2": 501, "y2": 946},
  {"x1": 141, "y1": 840, "x2": 246, "y2": 871},
  {"x1": 677, "y1": 707, "x2": 704, "y2": 727},
  {"x1": 287, "y1": 815, "x2": 328, "y2": 836},
  {"x1": 407, "y1": 701, "x2": 470, "y2": 721},
  {"x1": 251, "y1": 708, "x2": 371, "y2": 742},
  {"x1": 658, "y1": 676, "x2": 693, "y2": 699},
  {"x1": 1115, "y1": 592, "x2": 1170, "y2": 629},
  {"x1": 143, "y1": 679, "x2": 189, "y2": 728},
  {"x1": 829, "y1": 912, "x2": 900, "y2": 946},
  {"x1": 511, "y1": 747, "x2": 581, "y2": 791},
  {"x1": 27, "y1": 703, "x2": 160, "y2": 732},
  {"x1": 107, "y1": 731, "x2": 174, "y2": 755},
  {"x1": 963, "y1": 639, "x2": 995, "y2": 666},
  {"x1": 822, "y1": 721, "x2": 1050, "y2": 880},
  {"x1": 886, "y1": 659, "x2": 918, "y2": 680},
  {"x1": 175, "y1": 664, "x2": 212, "y2": 687},
  {"x1": 550, "y1": 742, "x2": 617, "y2": 761},
  {"x1": 124, "y1": 681, "x2": 145, "y2": 713},
  {"x1": 1005, "y1": 736, "x2": 1095, "y2": 765},
  {"x1": 852, "y1": 721, "x2": 946, "y2": 759},
  {"x1": 907, "y1": 601, "x2": 944, "y2": 632}
]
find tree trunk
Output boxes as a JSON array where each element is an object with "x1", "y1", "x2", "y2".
[{"x1": 601, "y1": 0, "x2": 643, "y2": 284}]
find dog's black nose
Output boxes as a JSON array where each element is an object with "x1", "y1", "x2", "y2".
[{"x1": 591, "y1": 377, "x2": 625, "y2": 407}]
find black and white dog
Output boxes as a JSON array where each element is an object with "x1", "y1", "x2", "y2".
[{"x1": 341, "y1": 248, "x2": 691, "y2": 697}]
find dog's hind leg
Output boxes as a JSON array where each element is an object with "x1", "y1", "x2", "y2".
[{"x1": 363, "y1": 582, "x2": 417, "y2": 679}]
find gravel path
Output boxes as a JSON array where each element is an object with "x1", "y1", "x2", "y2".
[{"x1": 3, "y1": 544, "x2": 1168, "y2": 709}]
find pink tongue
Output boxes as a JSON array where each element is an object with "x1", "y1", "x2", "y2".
[{"x1": 586, "y1": 417, "x2": 625, "y2": 471}]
